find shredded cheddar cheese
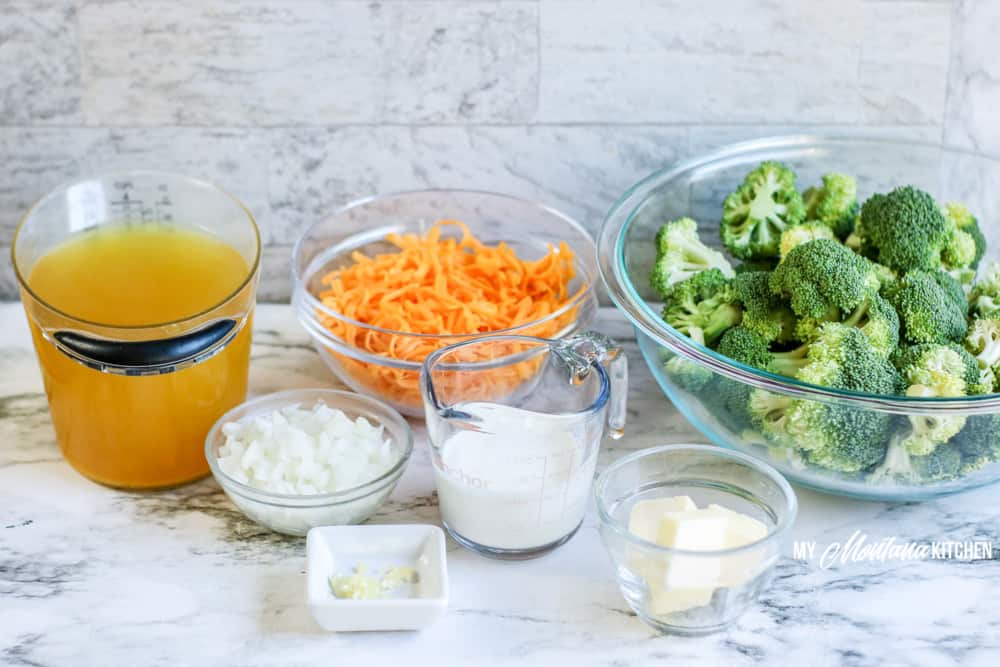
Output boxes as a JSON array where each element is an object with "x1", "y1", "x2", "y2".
[{"x1": 316, "y1": 221, "x2": 583, "y2": 408}]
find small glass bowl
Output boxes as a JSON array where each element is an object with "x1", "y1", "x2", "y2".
[
  {"x1": 205, "y1": 388, "x2": 414, "y2": 537},
  {"x1": 595, "y1": 444, "x2": 797, "y2": 636},
  {"x1": 292, "y1": 190, "x2": 599, "y2": 417}
]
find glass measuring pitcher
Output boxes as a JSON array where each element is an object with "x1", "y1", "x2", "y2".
[
  {"x1": 12, "y1": 172, "x2": 260, "y2": 489},
  {"x1": 420, "y1": 332, "x2": 627, "y2": 559}
]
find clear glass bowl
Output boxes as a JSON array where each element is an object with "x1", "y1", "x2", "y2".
[
  {"x1": 598, "y1": 135, "x2": 1000, "y2": 501},
  {"x1": 205, "y1": 388, "x2": 413, "y2": 536},
  {"x1": 595, "y1": 444, "x2": 797, "y2": 636},
  {"x1": 292, "y1": 190, "x2": 599, "y2": 417}
]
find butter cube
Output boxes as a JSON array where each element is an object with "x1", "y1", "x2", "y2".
[
  {"x1": 656, "y1": 508, "x2": 729, "y2": 587},
  {"x1": 707, "y1": 504, "x2": 768, "y2": 544},
  {"x1": 627, "y1": 496, "x2": 697, "y2": 543},
  {"x1": 647, "y1": 584, "x2": 714, "y2": 616},
  {"x1": 706, "y1": 503, "x2": 770, "y2": 587}
]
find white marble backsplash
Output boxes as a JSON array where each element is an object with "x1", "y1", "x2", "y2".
[{"x1": 0, "y1": 0, "x2": 994, "y2": 300}]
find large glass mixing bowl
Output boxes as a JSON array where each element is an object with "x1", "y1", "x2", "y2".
[{"x1": 598, "y1": 136, "x2": 1000, "y2": 501}]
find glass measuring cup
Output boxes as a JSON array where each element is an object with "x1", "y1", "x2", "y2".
[
  {"x1": 420, "y1": 332, "x2": 628, "y2": 559},
  {"x1": 12, "y1": 172, "x2": 260, "y2": 489}
]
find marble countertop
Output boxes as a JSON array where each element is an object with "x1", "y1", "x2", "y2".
[{"x1": 3, "y1": 304, "x2": 998, "y2": 667}]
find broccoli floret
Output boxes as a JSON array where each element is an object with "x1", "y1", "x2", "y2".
[
  {"x1": 661, "y1": 328, "x2": 714, "y2": 392},
  {"x1": 716, "y1": 326, "x2": 809, "y2": 377},
  {"x1": 651, "y1": 217, "x2": 734, "y2": 298},
  {"x1": 885, "y1": 271, "x2": 968, "y2": 344},
  {"x1": 952, "y1": 414, "x2": 1000, "y2": 473},
  {"x1": 969, "y1": 262, "x2": 1000, "y2": 318},
  {"x1": 898, "y1": 384, "x2": 967, "y2": 455},
  {"x1": 913, "y1": 445, "x2": 963, "y2": 481},
  {"x1": 838, "y1": 293, "x2": 900, "y2": 358},
  {"x1": 894, "y1": 343, "x2": 976, "y2": 396},
  {"x1": 747, "y1": 325, "x2": 897, "y2": 469},
  {"x1": 805, "y1": 408, "x2": 893, "y2": 473},
  {"x1": 721, "y1": 161, "x2": 806, "y2": 260},
  {"x1": 872, "y1": 439, "x2": 963, "y2": 483},
  {"x1": 871, "y1": 262, "x2": 898, "y2": 290},
  {"x1": 660, "y1": 268, "x2": 742, "y2": 345},
  {"x1": 948, "y1": 267, "x2": 977, "y2": 294},
  {"x1": 770, "y1": 239, "x2": 879, "y2": 320},
  {"x1": 964, "y1": 317, "x2": 1000, "y2": 394},
  {"x1": 664, "y1": 355, "x2": 714, "y2": 393},
  {"x1": 732, "y1": 271, "x2": 797, "y2": 344},
  {"x1": 941, "y1": 202, "x2": 986, "y2": 271},
  {"x1": 891, "y1": 344, "x2": 972, "y2": 455},
  {"x1": 797, "y1": 292, "x2": 901, "y2": 357},
  {"x1": 927, "y1": 269, "x2": 969, "y2": 316},
  {"x1": 805, "y1": 323, "x2": 901, "y2": 394},
  {"x1": 715, "y1": 378, "x2": 755, "y2": 433},
  {"x1": 802, "y1": 172, "x2": 859, "y2": 239},
  {"x1": 778, "y1": 221, "x2": 836, "y2": 259},
  {"x1": 856, "y1": 186, "x2": 949, "y2": 272}
]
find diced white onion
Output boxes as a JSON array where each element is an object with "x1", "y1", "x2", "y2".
[{"x1": 217, "y1": 401, "x2": 396, "y2": 495}]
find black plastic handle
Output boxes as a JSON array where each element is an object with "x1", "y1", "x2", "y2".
[{"x1": 53, "y1": 319, "x2": 238, "y2": 371}]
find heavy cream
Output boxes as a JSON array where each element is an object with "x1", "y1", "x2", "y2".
[{"x1": 432, "y1": 402, "x2": 597, "y2": 551}]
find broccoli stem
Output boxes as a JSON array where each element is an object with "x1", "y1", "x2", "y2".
[
  {"x1": 770, "y1": 343, "x2": 810, "y2": 377},
  {"x1": 702, "y1": 303, "x2": 743, "y2": 343},
  {"x1": 870, "y1": 435, "x2": 911, "y2": 483}
]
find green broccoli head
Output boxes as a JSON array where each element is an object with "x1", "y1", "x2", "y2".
[
  {"x1": 660, "y1": 268, "x2": 742, "y2": 345},
  {"x1": 873, "y1": 437, "x2": 963, "y2": 483},
  {"x1": 890, "y1": 344, "x2": 972, "y2": 456},
  {"x1": 716, "y1": 325, "x2": 809, "y2": 377},
  {"x1": 805, "y1": 407, "x2": 893, "y2": 473},
  {"x1": 885, "y1": 270, "x2": 968, "y2": 345},
  {"x1": 898, "y1": 384, "x2": 967, "y2": 456},
  {"x1": 721, "y1": 161, "x2": 806, "y2": 260},
  {"x1": 715, "y1": 377, "x2": 755, "y2": 433},
  {"x1": 747, "y1": 324, "x2": 899, "y2": 468},
  {"x1": 717, "y1": 325, "x2": 772, "y2": 370},
  {"x1": 748, "y1": 390, "x2": 800, "y2": 448},
  {"x1": 865, "y1": 261, "x2": 898, "y2": 290},
  {"x1": 732, "y1": 271, "x2": 798, "y2": 344},
  {"x1": 802, "y1": 172, "x2": 859, "y2": 239},
  {"x1": 857, "y1": 186, "x2": 949, "y2": 272},
  {"x1": 778, "y1": 221, "x2": 836, "y2": 259},
  {"x1": 749, "y1": 385, "x2": 891, "y2": 471},
  {"x1": 805, "y1": 323, "x2": 901, "y2": 394},
  {"x1": 941, "y1": 202, "x2": 986, "y2": 271},
  {"x1": 965, "y1": 317, "x2": 1000, "y2": 394},
  {"x1": 948, "y1": 267, "x2": 978, "y2": 290},
  {"x1": 928, "y1": 269, "x2": 969, "y2": 316},
  {"x1": 953, "y1": 414, "x2": 1000, "y2": 473},
  {"x1": 651, "y1": 217, "x2": 735, "y2": 299},
  {"x1": 893, "y1": 343, "x2": 976, "y2": 396},
  {"x1": 839, "y1": 293, "x2": 900, "y2": 358},
  {"x1": 910, "y1": 445, "x2": 963, "y2": 481},
  {"x1": 770, "y1": 239, "x2": 879, "y2": 320},
  {"x1": 663, "y1": 354, "x2": 714, "y2": 393},
  {"x1": 970, "y1": 262, "x2": 1000, "y2": 318}
]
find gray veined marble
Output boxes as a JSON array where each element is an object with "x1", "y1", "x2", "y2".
[{"x1": 2, "y1": 304, "x2": 998, "y2": 666}]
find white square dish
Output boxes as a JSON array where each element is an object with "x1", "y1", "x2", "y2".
[{"x1": 306, "y1": 524, "x2": 448, "y2": 632}]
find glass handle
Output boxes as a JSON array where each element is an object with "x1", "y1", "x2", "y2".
[{"x1": 554, "y1": 331, "x2": 629, "y2": 439}]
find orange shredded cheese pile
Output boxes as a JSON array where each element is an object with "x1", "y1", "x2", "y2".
[{"x1": 316, "y1": 220, "x2": 583, "y2": 408}]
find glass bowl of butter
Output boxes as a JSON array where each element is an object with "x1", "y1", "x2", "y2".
[{"x1": 595, "y1": 444, "x2": 797, "y2": 636}]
